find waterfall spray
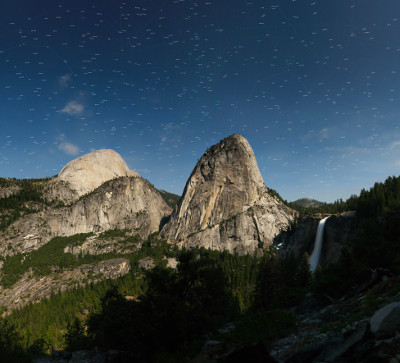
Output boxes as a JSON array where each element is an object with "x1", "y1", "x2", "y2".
[{"x1": 309, "y1": 216, "x2": 330, "y2": 272}]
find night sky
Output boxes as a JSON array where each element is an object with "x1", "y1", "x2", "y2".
[{"x1": 1, "y1": 0, "x2": 400, "y2": 202}]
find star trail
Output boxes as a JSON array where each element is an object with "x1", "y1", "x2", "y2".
[{"x1": 1, "y1": 0, "x2": 399, "y2": 202}]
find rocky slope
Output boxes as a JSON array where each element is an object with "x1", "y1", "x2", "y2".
[
  {"x1": 0, "y1": 185, "x2": 21, "y2": 199},
  {"x1": 279, "y1": 212, "x2": 361, "y2": 267},
  {"x1": 0, "y1": 149, "x2": 174, "y2": 311},
  {"x1": 162, "y1": 134, "x2": 296, "y2": 255},
  {"x1": 0, "y1": 258, "x2": 130, "y2": 312},
  {"x1": 269, "y1": 277, "x2": 400, "y2": 362},
  {"x1": 0, "y1": 176, "x2": 172, "y2": 256}
]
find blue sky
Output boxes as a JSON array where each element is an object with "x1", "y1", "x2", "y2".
[{"x1": 1, "y1": 0, "x2": 399, "y2": 202}]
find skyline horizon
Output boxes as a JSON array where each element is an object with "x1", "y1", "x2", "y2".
[
  {"x1": 1, "y1": 133, "x2": 397, "y2": 204},
  {"x1": 1, "y1": 1, "x2": 399, "y2": 203}
]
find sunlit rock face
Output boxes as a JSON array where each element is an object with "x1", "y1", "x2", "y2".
[
  {"x1": 57, "y1": 149, "x2": 139, "y2": 198},
  {"x1": 162, "y1": 134, "x2": 296, "y2": 255},
  {"x1": 1, "y1": 177, "x2": 172, "y2": 256}
]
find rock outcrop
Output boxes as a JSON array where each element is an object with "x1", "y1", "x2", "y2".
[
  {"x1": 370, "y1": 302, "x2": 400, "y2": 338},
  {"x1": 321, "y1": 212, "x2": 361, "y2": 266},
  {"x1": 1, "y1": 177, "x2": 172, "y2": 256},
  {"x1": 270, "y1": 285, "x2": 400, "y2": 363},
  {"x1": 0, "y1": 186, "x2": 21, "y2": 199},
  {"x1": 279, "y1": 212, "x2": 361, "y2": 268},
  {"x1": 162, "y1": 134, "x2": 296, "y2": 255},
  {"x1": 56, "y1": 149, "x2": 139, "y2": 199},
  {"x1": 279, "y1": 216, "x2": 320, "y2": 259},
  {"x1": 0, "y1": 258, "x2": 130, "y2": 312}
]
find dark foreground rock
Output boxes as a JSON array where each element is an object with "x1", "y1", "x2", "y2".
[{"x1": 270, "y1": 287, "x2": 400, "y2": 363}]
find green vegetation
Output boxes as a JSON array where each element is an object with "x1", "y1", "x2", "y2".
[
  {"x1": 0, "y1": 178, "x2": 52, "y2": 231},
  {"x1": 0, "y1": 174, "x2": 398, "y2": 360},
  {"x1": 2, "y1": 233, "x2": 93, "y2": 287},
  {"x1": 0, "y1": 240, "x2": 295, "y2": 359},
  {"x1": 286, "y1": 175, "x2": 400, "y2": 217},
  {"x1": 158, "y1": 189, "x2": 181, "y2": 209},
  {"x1": 82, "y1": 248, "x2": 295, "y2": 361},
  {"x1": 8, "y1": 274, "x2": 146, "y2": 355},
  {"x1": 1, "y1": 232, "x2": 141, "y2": 288},
  {"x1": 0, "y1": 177, "x2": 52, "y2": 189},
  {"x1": 312, "y1": 175, "x2": 400, "y2": 298},
  {"x1": 97, "y1": 229, "x2": 130, "y2": 239}
]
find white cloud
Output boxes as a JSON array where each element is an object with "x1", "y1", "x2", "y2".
[
  {"x1": 60, "y1": 101, "x2": 84, "y2": 116},
  {"x1": 58, "y1": 143, "x2": 79, "y2": 156},
  {"x1": 395, "y1": 160, "x2": 400, "y2": 167}
]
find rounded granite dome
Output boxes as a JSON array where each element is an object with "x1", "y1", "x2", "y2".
[
  {"x1": 163, "y1": 134, "x2": 268, "y2": 240},
  {"x1": 58, "y1": 149, "x2": 139, "y2": 197}
]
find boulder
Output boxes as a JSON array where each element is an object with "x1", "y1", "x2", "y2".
[
  {"x1": 370, "y1": 302, "x2": 400, "y2": 338},
  {"x1": 137, "y1": 257, "x2": 155, "y2": 270}
]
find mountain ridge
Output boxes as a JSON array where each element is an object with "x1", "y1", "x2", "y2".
[{"x1": 291, "y1": 198, "x2": 324, "y2": 208}]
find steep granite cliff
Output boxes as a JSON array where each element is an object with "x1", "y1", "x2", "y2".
[
  {"x1": 1, "y1": 177, "x2": 172, "y2": 256},
  {"x1": 162, "y1": 134, "x2": 296, "y2": 255},
  {"x1": 279, "y1": 212, "x2": 361, "y2": 267}
]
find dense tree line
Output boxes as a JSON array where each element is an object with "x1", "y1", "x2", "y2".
[
  {"x1": 354, "y1": 175, "x2": 400, "y2": 217},
  {"x1": 313, "y1": 210, "x2": 400, "y2": 298},
  {"x1": 1, "y1": 238, "x2": 268, "y2": 359},
  {"x1": 287, "y1": 175, "x2": 400, "y2": 217},
  {"x1": 1, "y1": 233, "x2": 118, "y2": 287},
  {"x1": 0, "y1": 178, "x2": 53, "y2": 231},
  {"x1": 311, "y1": 175, "x2": 400, "y2": 298},
  {"x1": 157, "y1": 190, "x2": 181, "y2": 209}
]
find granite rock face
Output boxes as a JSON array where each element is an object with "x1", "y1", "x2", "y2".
[
  {"x1": 279, "y1": 212, "x2": 361, "y2": 268},
  {"x1": 57, "y1": 149, "x2": 139, "y2": 199},
  {"x1": 162, "y1": 134, "x2": 296, "y2": 255},
  {"x1": 321, "y1": 213, "x2": 361, "y2": 266},
  {"x1": 0, "y1": 258, "x2": 130, "y2": 311},
  {"x1": 279, "y1": 217, "x2": 320, "y2": 259},
  {"x1": 1, "y1": 177, "x2": 172, "y2": 256}
]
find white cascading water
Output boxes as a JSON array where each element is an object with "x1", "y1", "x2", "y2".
[{"x1": 309, "y1": 216, "x2": 330, "y2": 272}]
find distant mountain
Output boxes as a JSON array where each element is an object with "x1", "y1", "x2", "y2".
[{"x1": 292, "y1": 198, "x2": 324, "y2": 208}]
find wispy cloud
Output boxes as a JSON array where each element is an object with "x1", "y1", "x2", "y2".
[
  {"x1": 319, "y1": 128, "x2": 329, "y2": 139},
  {"x1": 58, "y1": 142, "x2": 79, "y2": 156},
  {"x1": 324, "y1": 146, "x2": 371, "y2": 154},
  {"x1": 60, "y1": 101, "x2": 84, "y2": 116},
  {"x1": 59, "y1": 74, "x2": 71, "y2": 89},
  {"x1": 301, "y1": 127, "x2": 331, "y2": 143},
  {"x1": 389, "y1": 141, "x2": 400, "y2": 150}
]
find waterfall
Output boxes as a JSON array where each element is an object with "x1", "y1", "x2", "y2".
[{"x1": 309, "y1": 216, "x2": 330, "y2": 272}]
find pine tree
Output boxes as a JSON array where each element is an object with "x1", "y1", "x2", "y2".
[{"x1": 296, "y1": 252, "x2": 312, "y2": 288}]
